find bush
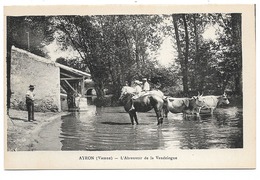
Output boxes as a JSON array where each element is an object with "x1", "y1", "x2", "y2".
[
  {"x1": 93, "y1": 96, "x2": 112, "y2": 107},
  {"x1": 162, "y1": 87, "x2": 184, "y2": 97}
]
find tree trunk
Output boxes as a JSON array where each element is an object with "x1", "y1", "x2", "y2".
[
  {"x1": 172, "y1": 14, "x2": 188, "y2": 94},
  {"x1": 94, "y1": 81, "x2": 105, "y2": 107},
  {"x1": 6, "y1": 17, "x2": 13, "y2": 113},
  {"x1": 86, "y1": 62, "x2": 106, "y2": 104},
  {"x1": 231, "y1": 13, "x2": 242, "y2": 95},
  {"x1": 182, "y1": 14, "x2": 189, "y2": 95},
  {"x1": 134, "y1": 31, "x2": 141, "y2": 78},
  {"x1": 193, "y1": 14, "x2": 199, "y2": 91},
  {"x1": 6, "y1": 43, "x2": 12, "y2": 112}
]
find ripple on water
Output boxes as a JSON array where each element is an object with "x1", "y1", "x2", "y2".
[{"x1": 36, "y1": 106, "x2": 243, "y2": 151}]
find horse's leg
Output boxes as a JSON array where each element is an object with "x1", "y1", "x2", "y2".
[
  {"x1": 162, "y1": 99, "x2": 168, "y2": 118},
  {"x1": 163, "y1": 106, "x2": 169, "y2": 118},
  {"x1": 133, "y1": 112, "x2": 139, "y2": 125},
  {"x1": 210, "y1": 108, "x2": 215, "y2": 115},
  {"x1": 154, "y1": 107, "x2": 163, "y2": 125},
  {"x1": 129, "y1": 113, "x2": 134, "y2": 125},
  {"x1": 159, "y1": 109, "x2": 163, "y2": 125},
  {"x1": 165, "y1": 109, "x2": 169, "y2": 118},
  {"x1": 150, "y1": 96, "x2": 163, "y2": 125}
]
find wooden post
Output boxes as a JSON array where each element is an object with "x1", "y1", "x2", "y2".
[{"x1": 81, "y1": 76, "x2": 85, "y2": 97}]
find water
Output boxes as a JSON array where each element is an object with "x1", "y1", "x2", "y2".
[{"x1": 36, "y1": 106, "x2": 243, "y2": 151}]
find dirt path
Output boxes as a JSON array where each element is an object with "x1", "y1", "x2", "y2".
[{"x1": 6, "y1": 109, "x2": 69, "y2": 151}]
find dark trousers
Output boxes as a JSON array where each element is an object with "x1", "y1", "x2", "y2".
[{"x1": 26, "y1": 99, "x2": 34, "y2": 121}]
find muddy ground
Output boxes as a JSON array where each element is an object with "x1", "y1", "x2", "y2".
[{"x1": 6, "y1": 109, "x2": 68, "y2": 151}]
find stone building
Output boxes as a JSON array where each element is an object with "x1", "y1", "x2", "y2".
[{"x1": 10, "y1": 46, "x2": 93, "y2": 112}]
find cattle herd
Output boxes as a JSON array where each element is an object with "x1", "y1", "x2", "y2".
[
  {"x1": 120, "y1": 86, "x2": 230, "y2": 125},
  {"x1": 164, "y1": 92, "x2": 230, "y2": 118}
]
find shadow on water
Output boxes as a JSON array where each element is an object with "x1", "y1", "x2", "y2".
[
  {"x1": 10, "y1": 117, "x2": 28, "y2": 122},
  {"x1": 36, "y1": 104, "x2": 243, "y2": 151},
  {"x1": 100, "y1": 122, "x2": 132, "y2": 125}
]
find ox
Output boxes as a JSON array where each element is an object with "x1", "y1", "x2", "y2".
[
  {"x1": 163, "y1": 96, "x2": 205, "y2": 118},
  {"x1": 196, "y1": 92, "x2": 230, "y2": 115}
]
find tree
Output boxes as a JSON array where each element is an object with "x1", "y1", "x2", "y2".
[
  {"x1": 53, "y1": 15, "x2": 163, "y2": 102},
  {"x1": 231, "y1": 13, "x2": 242, "y2": 95},
  {"x1": 56, "y1": 57, "x2": 87, "y2": 71},
  {"x1": 171, "y1": 14, "x2": 190, "y2": 95},
  {"x1": 168, "y1": 13, "x2": 243, "y2": 95},
  {"x1": 182, "y1": 14, "x2": 190, "y2": 94},
  {"x1": 53, "y1": 16, "x2": 109, "y2": 101},
  {"x1": 213, "y1": 13, "x2": 242, "y2": 94}
]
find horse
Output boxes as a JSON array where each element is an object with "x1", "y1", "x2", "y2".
[
  {"x1": 119, "y1": 86, "x2": 164, "y2": 125},
  {"x1": 119, "y1": 86, "x2": 164, "y2": 99}
]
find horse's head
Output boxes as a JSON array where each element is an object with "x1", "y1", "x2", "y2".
[
  {"x1": 119, "y1": 86, "x2": 135, "y2": 101},
  {"x1": 119, "y1": 88, "x2": 127, "y2": 101}
]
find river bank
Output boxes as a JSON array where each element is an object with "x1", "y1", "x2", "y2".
[{"x1": 6, "y1": 109, "x2": 69, "y2": 151}]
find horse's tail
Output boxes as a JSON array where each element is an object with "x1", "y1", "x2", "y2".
[
  {"x1": 148, "y1": 95, "x2": 164, "y2": 123},
  {"x1": 148, "y1": 95, "x2": 164, "y2": 108},
  {"x1": 161, "y1": 96, "x2": 169, "y2": 118}
]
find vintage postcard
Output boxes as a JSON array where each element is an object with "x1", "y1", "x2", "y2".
[{"x1": 4, "y1": 4, "x2": 255, "y2": 169}]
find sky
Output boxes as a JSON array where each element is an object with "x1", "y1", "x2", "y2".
[
  {"x1": 44, "y1": 39, "x2": 79, "y2": 62},
  {"x1": 156, "y1": 24, "x2": 220, "y2": 67},
  {"x1": 156, "y1": 36, "x2": 176, "y2": 67}
]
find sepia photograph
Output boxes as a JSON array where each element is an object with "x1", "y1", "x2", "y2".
[{"x1": 4, "y1": 4, "x2": 255, "y2": 169}]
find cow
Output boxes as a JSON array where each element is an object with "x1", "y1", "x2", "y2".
[
  {"x1": 163, "y1": 96, "x2": 204, "y2": 118},
  {"x1": 195, "y1": 92, "x2": 230, "y2": 115}
]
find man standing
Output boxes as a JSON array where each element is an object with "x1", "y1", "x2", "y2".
[
  {"x1": 26, "y1": 85, "x2": 35, "y2": 122},
  {"x1": 142, "y1": 78, "x2": 150, "y2": 92}
]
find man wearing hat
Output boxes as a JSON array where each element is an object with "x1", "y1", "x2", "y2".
[
  {"x1": 26, "y1": 85, "x2": 35, "y2": 122},
  {"x1": 129, "y1": 80, "x2": 142, "y2": 111},
  {"x1": 142, "y1": 78, "x2": 150, "y2": 92}
]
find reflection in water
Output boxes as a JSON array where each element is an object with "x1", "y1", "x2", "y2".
[
  {"x1": 37, "y1": 105, "x2": 243, "y2": 151},
  {"x1": 175, "y1": 107, "x2": 243, "y2": 149}
]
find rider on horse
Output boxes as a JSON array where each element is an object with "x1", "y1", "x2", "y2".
[
  {"x1": 142, "y1": 78, "x2": 150, "y2": 92},
  {"x1": 129, "y1": 79, "x2": 150, "y2": 111}
]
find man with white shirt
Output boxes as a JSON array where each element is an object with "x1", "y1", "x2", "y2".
[
  {"x1": 129, "y1": 80, "x2": 142, "y2": 111},
  {"x1": 26, "y1": 85, "x2": 35, "y2": 122},
  {"x1": 142, "y1": 78, "x2": 150, "y2": 92}
]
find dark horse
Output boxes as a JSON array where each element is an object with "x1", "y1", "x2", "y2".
[{"x1": 119, "y1": 91, "x2": 164, "y2": 125}]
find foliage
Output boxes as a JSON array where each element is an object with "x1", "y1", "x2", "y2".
[
  {"x1": 6, "y1": 13, "x2": 243, "y2": 109},
  {"x1": 52, "y1": 15, "x2": 164, "y2": 101},
  {"x1": 7, "y1": 16, "x2": 54, "y2": 57},
  {"x1": 169, "y1": 13, "x2": 242, "y2": 95},
  {"x1": 51, "y1": 13, "x2": 242, "y2": 100},
  {"x1": 56, "y1": 57, "x2": 88, "y2": 72}
]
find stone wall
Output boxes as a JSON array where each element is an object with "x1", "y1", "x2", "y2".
[
  {"x1": 10, "y1": 47, "x2": 61, "y2": 112},
  {"x1": 84, "y1": 79, "x2": 96, "y2": 95}
]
